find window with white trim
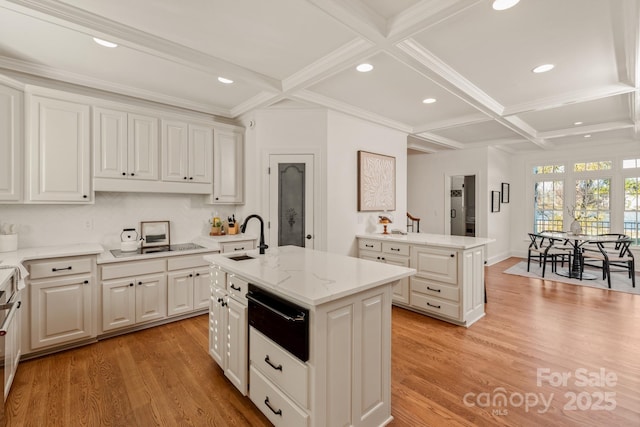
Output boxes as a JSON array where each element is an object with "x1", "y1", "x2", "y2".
[{"x1": 533, "y1": 164, "x2": 564, "y2": 232}]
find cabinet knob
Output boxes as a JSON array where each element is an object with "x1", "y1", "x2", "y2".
[
  {"x1": 83, "y1": 280, "x2": 89, "y2": 284},
  {"x1": 122, "y1": 172, "x2": 126, "y2": 176},
  {"x1": 195, "y1": 273, "x2": 200, "y2": 276},
  {"x1": 189, "y1": 274, "x2": 193, "y2": 277},
  {"x1": 184, "y1": 176, "x2": 188, "y2": 180},
  {"x1": 189, "y1": 177, "x2": 193, "y2": 180},
  {"x1": 450, "y1": 254, "x2": 455, "y2": 258},
  {"x1": 83, "y1": 195, "x2": 88, "y2": 199},
  {"x1": 215, "y1": 197, "x2": 219, "y2": 200},
  {"x1": 129, "y1": 283, "x2": 134, "y2": 287},
  {"x1": 131, "y1": 173, "x2": 135, "y2": 176},
  {"x1": 138, "y1": 281, "x2": 142, "y2": 285}
]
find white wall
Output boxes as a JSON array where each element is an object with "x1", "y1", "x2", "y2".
[
  {"x1": 487, "y1": 147, "x2": 512, "y2": 263},
  {"x1": 326, "y1": 111, "x2": 408, "y2": 256}
]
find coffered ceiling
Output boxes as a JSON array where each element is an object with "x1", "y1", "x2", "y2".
[{"x1": 1, "y1": 0, "x2": 638, "y2": 153}]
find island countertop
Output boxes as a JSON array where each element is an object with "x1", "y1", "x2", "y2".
[
  {"x1": 204, "y1": 245, "x2": 415, "y2": 307},
  {"x1": 357, "y1": 232, "x2": 495, "y2": 249}
]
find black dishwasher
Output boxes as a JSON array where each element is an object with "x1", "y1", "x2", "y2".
[{"x1": 247, "y1": 284, "x2": 309, "y2": 362}]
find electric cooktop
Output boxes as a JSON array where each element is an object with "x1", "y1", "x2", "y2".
[{"x1": 110, "y1": 242, "x2": 206, "y2": 258}]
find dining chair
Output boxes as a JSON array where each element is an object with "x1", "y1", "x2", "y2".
[
  {"x1": 581, "y1": 235, "x2": 635, "y2": 288},
  {"x1": 527, "y1": 233, "x2": 572, "y2": 277}
]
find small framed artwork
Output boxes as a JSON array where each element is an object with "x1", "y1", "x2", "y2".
[
  {"x1": 357, "y1": 150, "x2": 396, "y2": 211},
  {"x1": 491, "y1": 191, "x2": 501, "y2": 212},
  {"x1": 141, "y1": 221, "x2": 170, "y2": 247},
  {"x1": 501, "y1": 183, "x2": 510, "y2": 203}
]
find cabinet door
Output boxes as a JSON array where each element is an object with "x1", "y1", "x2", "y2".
[
  {"x1": 4, "y1": 291, "x2": 21, "y2": 400},
  {"x1": 0, "y1": 83, "x2": 22, "y2": 201},
  {"x1": 413, "y1": 246, "x2": 458, "y2": 285},
  {"x1": 128, "y1": 113, "x2": 158, "y2": 180},
  {"x1": 28, "y1": 95, "x2": 91, "y2": 202},
  {"x1": 212, "y1": 129, "x2": 243, "y2": 204},
  {"x1": 161, "y1": 120, "x2": 188, "y2": 182},
  {"x1": 30, "y1": 275, "x2": 92, "y2": 349},
  {"x1": 93, "y1": 107, "x2": 128, "y2": 179},
  {"x1": 188, "y1": 124, "x2": 213, "y2": 183},
  {"x1": 225, "y1": 297, "x2": 248, "y2": 395},
  {"x1": 209, "y1": 287, "x2": 227, "y2": 367},
  {"x1": 167, "y1": 270, "x2": 194, "y2": 317},
  {"x1": 102, "y1": 278, "x2": 136, "y2": 332},
  {"x1": 193, "y1": 266, "x2": 212, "y2": 310},
  {"x1": 135, "y1": 273, "x2": 167, "y2": 323},
  {"x1": 385, "y1": 256, "x2": 410, "y2": 305}
]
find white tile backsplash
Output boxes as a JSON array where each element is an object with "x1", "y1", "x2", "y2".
[{"x1": 1, "y1": 192, "x2": 239, "y2": 249}]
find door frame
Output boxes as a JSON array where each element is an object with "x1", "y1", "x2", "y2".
[
  {"x1": 262, "y1": 148, "x2": 325, "y2": 251},
  {"x1": 444, "y1": 171, "x2": 481, "y2": 236}
]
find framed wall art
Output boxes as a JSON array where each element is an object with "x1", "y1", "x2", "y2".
[
  {"x1": 357, "y1": 150, "x2": 396, "y2": 211},
  {"x1": 501, "y1": 182, "x2": 510, "y2": 203},
  {"x1": 141, "y1": 220, "x2": 170, "y2": 247},
  {"x1": 491, "y1": 191, "x2": 501, "y2": 212}
]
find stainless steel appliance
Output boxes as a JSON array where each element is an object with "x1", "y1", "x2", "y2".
[
  {"x1": 0, "y1": 267, "x2": 21, "y2": 426},
  {"x1": 109, "y1": 242, "x2": 205, "y2": 258},
  {"x1": 246, "y1": 284, "x2": 309, "y2": 362}
]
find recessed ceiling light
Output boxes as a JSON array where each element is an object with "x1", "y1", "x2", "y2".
[
  {"x1": 574, "y1": 121, "x2": 583, "y2": 125},
  {"x1": 356, "y1": 63, "x2": 373, "y2": 73},
  {"x1": 492, "y1": 0, "x2": 520, "y2": 10},
  {"x1": 584, "y1": 134, "x2": 592, "y2": 138},
  {"x1": 217, "y1": 77, "x2": 234, "y2": 84},
  {"x1": 532, "y1": 64, "x2": 555, "y2": 73},
  {"x1": 93, "y1": 37, "x2": 118, "y2": 48},
  {"x1": 422, "y1": 98, "x2": 437, "y2": 104}
]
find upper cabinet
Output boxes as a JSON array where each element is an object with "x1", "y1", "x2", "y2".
[
  {"x1": 93, "y1": 107, "x2": 159, "y2": 181},
  {"x1": 211, "y1": 129, "x2": 244, "y2": 204},
  {"x1": 0, "y1": 81, "x2": 23, "y2": 202},
  {"x1": 26, "y1": 92, "x2": 92, "y2": 203},
  {"x1": 161, "y1": 120, "x2": 212, "y2": 184}
]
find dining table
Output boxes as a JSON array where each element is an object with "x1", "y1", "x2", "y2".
[{"x1": 536, "y1": 232, "x2": 623, "y2": 280}]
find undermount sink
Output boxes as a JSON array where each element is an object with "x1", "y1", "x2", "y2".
[{"x1": 227, "y1": 254, "x2": 254, "y2": 261}]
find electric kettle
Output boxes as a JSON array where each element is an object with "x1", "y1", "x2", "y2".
[{"x1": 120, "y1": 228, "x2": 140, "y2": 252}]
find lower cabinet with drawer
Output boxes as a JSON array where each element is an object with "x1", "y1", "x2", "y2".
[
  {"x1": 167, "y1": 254, "x2": 212, "y2": 317},
  {"x1": 101, "y1": 259, "x2": 167, "y2": 332},
  {"x1": 219, "y1": 239, "x2": 256, "y2": 254},
  {"x1": 358, "y1": 239, "x2": 410, "y2": 305},
  {"x1": 24, "y1": 255, "x2": 97, "y2": 353},
  {"x1": 357, "y1": 236, "x2": 486, "y2": 327}
]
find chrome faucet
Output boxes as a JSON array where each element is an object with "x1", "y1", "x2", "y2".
[{"x1": 240, "y1": 214, "x2": 269, "y2": 254}]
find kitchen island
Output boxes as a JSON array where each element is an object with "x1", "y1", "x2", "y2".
[
  {"x1": 204, "y1": 245, "x2": 415, "y2": 427},
  {"x1": 357, "y1": 233, "x2": 494, "y2": 327}
]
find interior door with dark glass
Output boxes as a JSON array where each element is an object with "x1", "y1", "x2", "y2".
[{"x1": 269, "y1": 154, "x2": 314, "y2": 249}]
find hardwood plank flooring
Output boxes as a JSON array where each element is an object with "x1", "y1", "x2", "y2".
[{"x1": 6, "y1": 257, "x2": 640, "y2": 426}]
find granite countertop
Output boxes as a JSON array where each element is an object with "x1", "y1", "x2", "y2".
[
  {"x1": 356, "y1": 232, "x2": 495, "y2": 249},
  {"x1": 204, "y1": 245, "x2": 416, "y2": 307}
]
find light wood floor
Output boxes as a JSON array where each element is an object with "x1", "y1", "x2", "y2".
[{"x1": 6, "y1": 257, "x2": 640, "y2": 426}]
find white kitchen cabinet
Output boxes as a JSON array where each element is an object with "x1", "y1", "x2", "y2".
[
  {"x1": 211, "y1": 128, "x2": 244, "y2": 204},
  {"x1": 219, "y1": 239, "x2": 256, "y2": 254},
  {"x1": 209, "y1": 269, "x2": 248, "y2": 395},
  {"x1": 27, "y1": 94, "x2": 91, "y2": 203},
  {"x1": 102, "y1": 273, "x2": 166, "y2": 332},
  {"x1": 0, "y1": 81, "x2": 23, "y2": 202},
  {"x1": 93, "y1": 107, "x2": 159, "y2": 181},
  {"x1": 162, "y1": 120, "x2": 213, "y2": 184},
  {"x1": 167, "y1": 266, "x2": 210, "y2": 316},
  {"x1": 358, "y1": 239, "x2": 410, "y2": 305},
  {"x1": 26, "y1": 256, "x2": 95, "y2": 350}
]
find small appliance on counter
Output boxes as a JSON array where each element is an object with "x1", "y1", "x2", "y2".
[{"x1": 120, "y1": 228, "x2": 141, "y2": 252}]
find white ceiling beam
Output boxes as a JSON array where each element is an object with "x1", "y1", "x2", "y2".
[
  {"x1": 609, "y1": 0, "x2": 640, "y2": 87},
  {"x1": 307, "y1": 0, "x2": 387, "y2": 42},
  {"x1": 538, "y1": 121, "x2": 635, "y2": 140},
  {"x1": 388, "y1": 0, "x2": 481, "y2": 40},
  {"x1": 413, "y1": 113, "x2": 491, "y2": 133},
  {"x1": 413, "y1": 132, "x2": 465, "y2": 150}
]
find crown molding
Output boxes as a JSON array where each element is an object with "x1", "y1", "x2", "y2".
[
  {"x1": 0, "y1": 57, "x2": 231, "y2": 117},
  {"x1": 539, "y1": 121, "x2": 635, "y2": 140},
  {"x1": 0, "y1": 73, "x2": 25, "y2": 90},
  {"x1": 413, "y1": 113, "x2": 491, "y2": 133},
  {"x1": 293, "y1": 89, "x2": 412, "y2": 133},
  {"x1": 413, "y1": 132, "x2": 465, "y2": 150}
]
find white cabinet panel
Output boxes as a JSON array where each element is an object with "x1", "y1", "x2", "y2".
[
  {"x1": 0, "y1": 83, "x2": 22, "y2": 202},
  {"x1": 27, "y1": 95, "x2": 91, "y2": 202},
  {"x1": 189, "y1": 124, "x2": 213, "y2": 183},
  {"x1": 128, "y1": 113, "x2": 159, "y2": 180},
  {"x1": 212, "y1": 129, "x2": 243, "y2": 204},
  {"x1": 162, "y1": 121, "x2": 212, "y2": 184},
  {"x1": 93, "y1": 107, "x2": 127, "y2": 179}
]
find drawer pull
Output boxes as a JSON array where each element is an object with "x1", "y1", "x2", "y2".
[
  {"x1": 264, "y1": 397, "x2": 282, "y2": 416},
  {"x1": 427, "y1": 302, "x2": 441, "y2": 309},
  {"x1": 230, "y1": 284, "x2": 241, "y2": 291},
  {"x1": 52, "y1": 266, "x2": 72, "y2": 272},
  {"x1": 234, "y1": 247, "x2": 245, "y2": 251},
  {"x1": 264, "y1": 355, "x2": 283, "y2": 371},
  {"x1": 450, "y1": 254, "x2": 455, "y2": 258},
  {"x1": 391, "y1": 247, "x2": 400, "y2": 251},
  {"x1": 365, "y1": 244, "x2": 374, "y2": 248},
  {"x1": 426, "y1": 286, "x2": 441, "y2": 292}
]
